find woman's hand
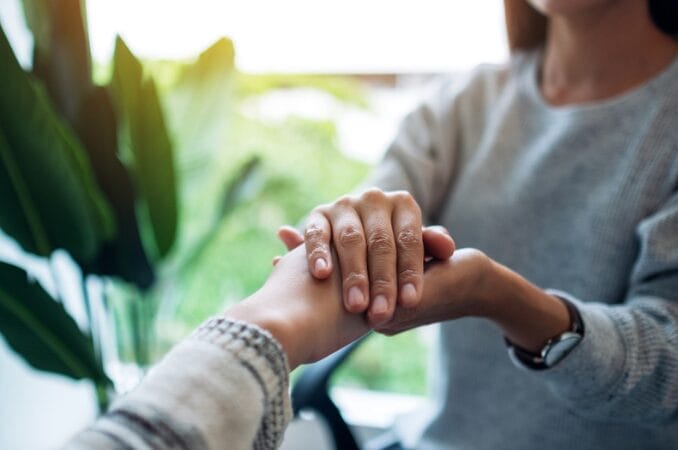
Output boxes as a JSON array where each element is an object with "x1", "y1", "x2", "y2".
[
  {"x1": 376, "y1": 248, "x2": 571, "y2": 356},
  {"x1": 224, "y1": 246, "x2": 371, "y2": 369},
  {"x1": 375, "y1": 248, "x2": 493, "y2": 335},
  {"x1": 278, "y1": 188, "x2": 455, "y2": 326}
]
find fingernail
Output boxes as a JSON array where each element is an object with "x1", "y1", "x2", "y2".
[
  {"x1": 314, "y1": 258, "x2": 327, "y2": 273},
  {"x1": 347, "y1": 286, "x2": 365, "y2": 309},
  {"x1": 401, "y1": 283, "x2": 417, "y2": 306},
  {"x1": 372, "y1": 295, "x2": 388, "y2": 315}
]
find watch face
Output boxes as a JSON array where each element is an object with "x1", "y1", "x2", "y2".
[{"x1": 544, "y1": 333, "x2": 582, "y2": 367}]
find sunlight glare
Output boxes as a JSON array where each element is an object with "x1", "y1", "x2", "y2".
[{"x1": 87, "y1": 0, "x2": 508, "y2": 73}]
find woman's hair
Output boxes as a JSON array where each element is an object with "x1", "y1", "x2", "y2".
[
  {"x1": 503, "y1": 0, "x2": 677, "y2": 52},
  {"x1": 503, "y1": 0, "x2": 547, "y2": 52},
  {"x1": 649, "y1": 0, "x2": 678, "y2": 37}
]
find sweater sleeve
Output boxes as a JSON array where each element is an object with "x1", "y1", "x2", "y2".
[
  {"x1": 365, "y1": 78, "x2": 466, "y2": 220},
  {"x1": 522, "y1": 189, "x2": 678, "y2": 424},
  {"x1": 64, "y1": 317, "x2": 293, "y2": 450}
]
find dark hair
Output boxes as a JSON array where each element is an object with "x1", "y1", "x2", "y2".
[{"x1": 648, "y1": 0, "x2": 678, "y2": 37}]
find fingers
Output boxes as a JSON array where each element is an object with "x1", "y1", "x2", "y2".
[
  {"x1": 392, "y1": 194, "x2": 424, "y2": 308},
  {"x1": 277, "y1": 225, "x2": 304, "y2": 251},
  {"x1": 422, "y1": 226, "x2": 456, "y2": 260},
  {"x1": 359, "y1": 190, "x2": 398, "y2": 324},
  {"x1": 329, "y1": 201, "x2": 369, "y2": 313},
  {"x1": 297, "y1": 188, "x2": 431, "y2": 325},
  {"x1": 304, "y1": 210, "x2": 333, "y2": 279}
]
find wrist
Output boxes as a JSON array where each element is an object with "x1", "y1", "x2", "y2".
[
  {"x1": 465, "y1": 256, "x2": 511, "y2": 319},
  {"x1": 478, "y1": 260, "x2": 571, "y2": 353},
  {"x1": 224, "y1": 290, "x2": 306, "y2": 370}
]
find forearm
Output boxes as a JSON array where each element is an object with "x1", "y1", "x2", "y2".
[
  {"x1": 478, "y1": 259, "x2": 678, "y2": 423},
  {"x1": 481, "y1": 259, "x2": 571, "y2": 353}
]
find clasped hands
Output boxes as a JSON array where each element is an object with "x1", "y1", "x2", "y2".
[{"x1": 226, "y1": 189, "x2": 500, "y2": 369}]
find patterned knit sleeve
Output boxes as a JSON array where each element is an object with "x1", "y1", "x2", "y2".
[
  {"x1": 525, "y1": 189, "x2": 678, "y2": 424},
  {"x1": 64, "y1": 317, "x2": 292, "y2": 450}
]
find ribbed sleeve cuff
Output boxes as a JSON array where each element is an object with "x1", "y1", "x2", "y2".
[
  {"x1": 190, "y1": 317, "x2": 293, "y2": 449},
  {"x1": 100, "y1": 317, "x2": 293, "y2": 450},
  {"x1": 510, "y1": 290, "x2": 627, "y2": 407}
]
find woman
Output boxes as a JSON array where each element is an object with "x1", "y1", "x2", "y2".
[{"x1": 282, "y1": 0, "x2": 678, "y2": 448}]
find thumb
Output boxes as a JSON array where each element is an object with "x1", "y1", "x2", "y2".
[
  {"x1": 422, "y1": 226, "x2": 455, "y2": 260},
  {"x1": 277, "y1": 225, "x2": 305, "y2": 251}
]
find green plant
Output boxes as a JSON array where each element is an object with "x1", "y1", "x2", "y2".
[{"x1": 0, "y1": 0, "x2": 245, "y2": 409}]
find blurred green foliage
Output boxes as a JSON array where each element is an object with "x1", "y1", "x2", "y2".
[{"x1": 333, "y1": 330, "x2": 429, "y2": 395}]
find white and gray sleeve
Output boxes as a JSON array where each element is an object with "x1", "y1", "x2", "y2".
[{"x1": 64, "y1": 317, "x2": 292, "y2": 450}]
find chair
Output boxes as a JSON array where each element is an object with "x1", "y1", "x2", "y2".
[
  {"x1": 291, "y1": 336, "x2": 405, "y2": 450},
  {"x1": 292, "y1": 339, "x2": 363, "y2": 450}
]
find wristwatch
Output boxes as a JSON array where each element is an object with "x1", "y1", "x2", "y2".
[{"x1": 505, "y1": 296, "x2": 584, "y2": 370}]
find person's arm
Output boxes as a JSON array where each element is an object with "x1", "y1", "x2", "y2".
[
  {"x1": 382, "y1": 190, "x2": 678, "y2": 424},
  {"x1": 64, "y1": 247, "x2": 369, "y2": 450}
]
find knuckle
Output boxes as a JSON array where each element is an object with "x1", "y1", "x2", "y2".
[
  {"x1": 390, "y1": 190, "x2": 413, "y2": 202},
  {"x1": 393, "y1": 189, "x2": 415, "y2": 203},
  {"x1": 338, "y1": 226, "x2": 365, "y2": 248},
  {"x1": 392, "y1": 190, "x2": 421, "y2": 212},
  {"x1": 398, "y1": 268, "x2": 421, "y2": 282},
  {"x1": 396, "y1": 228, "x2": 421, "y2": 249},
  {"x1": 343, "y1": 271, "x2": 367, "y2": 286},
  {"x1": 308, "y1": 247, "x2": 327, "y2": 261},
  {"x1": 367, "y1": 230, "x2": 395, "y2": 254},
  {"x1": 361, "y1": 187, "x2": 387, "y2": 203},
  {"x1": 304, "y1": 225, "x2": 326, "y2": 242},
  {"x1": 334, "y1": 195, "x2": 353, "y2": 209}
]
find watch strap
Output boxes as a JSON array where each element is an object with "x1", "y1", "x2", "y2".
[{"x1": 505, "y1": 296, "x2": 584, "y2": 370}]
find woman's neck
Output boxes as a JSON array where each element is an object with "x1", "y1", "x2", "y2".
[{"x1": 540, "y1": 1, "x2": 678, "y2": 106}]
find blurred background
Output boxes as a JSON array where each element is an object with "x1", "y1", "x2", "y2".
[{"x1": 0, "y1": 0, "x2": 507, "y2": 448}]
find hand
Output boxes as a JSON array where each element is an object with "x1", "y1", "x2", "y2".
[
  {"x1": 376, "y1": 248, "x2": 493, "y2": 335},
  {"x1": 278, "y1": 188, "x2": 455, "y2": 326},
  {"x1": 375, "y1": 248, "x2": 571, "y2": 355},
  {"x1": 224, "y1": 246, "x2": 371, "y2": 369}
]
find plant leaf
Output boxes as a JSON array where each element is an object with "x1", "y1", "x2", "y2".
[
  {"x1": 0, "y1": 262, "x2": 108, "y2": 383},
  {"x1": 111, "y1": 37, "x2": 178, "y2": 260},
  {"x1": 20, "y1": 2, "x2": 154, "y2": 287},
  {"x1": 19, "y1": 1, "x2": 153, "y2": 287},
  {"x1": 75, "y1": 87, "x2": 155, "y2": 289},
  {"x1": 166, "y1": 38, "x2": 235, "y2": 176},
  {"x1": 21, "y1": 0, "x2": 92, "y2": 123},
  {"x1": 218, "y1": 155, "x2": 262, "y2": 219},
  {"x1": 178, "y1": 155, "x2": 263, "y2": 273},
  {"x1": 0, "y1": 26, "x2": 114, "y2": 261}
]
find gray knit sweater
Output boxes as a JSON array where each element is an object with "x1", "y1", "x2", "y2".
[
  {"x1": 64, "y1": 318, "x2": 292, "y2": 450},
  {"x1": 371, "y1": 50, "x2": 678, "y2": 449}
]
